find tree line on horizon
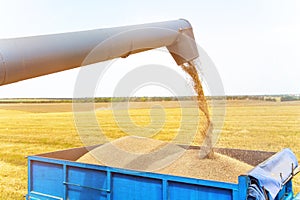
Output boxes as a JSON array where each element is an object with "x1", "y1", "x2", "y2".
[{"x1": 0, "y1": 95, "x2": 299, "y2": 103}]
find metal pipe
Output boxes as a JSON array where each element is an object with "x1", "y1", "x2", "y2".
[{"x1": 0, "y1": 19, "x2": 199, "y2": 86}]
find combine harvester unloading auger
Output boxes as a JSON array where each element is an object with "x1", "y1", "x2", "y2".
[{"x1": 0, "y1": 19, "x2": 299, "y2": 200}]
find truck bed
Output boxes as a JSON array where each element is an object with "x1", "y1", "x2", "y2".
[{"x1": 27, "y1": 146, "x2": 298, "y2": 200}]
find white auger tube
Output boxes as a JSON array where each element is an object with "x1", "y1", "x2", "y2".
[{"x1": 0, "y1": 19, "x2": 199, "y2": 86}]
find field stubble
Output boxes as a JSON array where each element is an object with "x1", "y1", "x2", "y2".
[{"x1": 0, "y1": 100, "x2": 300, "y2": 199}]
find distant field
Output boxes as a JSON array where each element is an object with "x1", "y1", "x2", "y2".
[{"x1": 0, "y1": 100, "x2": 299, "y2": 199}]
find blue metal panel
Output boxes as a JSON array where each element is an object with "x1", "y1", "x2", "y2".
[
  {"x1": 31, "y1": 161, "x2": 64, "y2": 198},
  {"x1": 63, "y1": 164, "x2": 67, "y2": 200},
  {"x1": 27, "y1": 157, "x2": 32, "y2": 199},
  {"x1": 28, "y1": 191, "x2": 63, "y2": 200},
  {"x1": 107, "y1": 171, "x2": 112, "y2": 200},
  {"x1": 168, "y1": 181, "x2": 233, "y2": 200},
  {"x1": 111, "y1": 173, "x2": 162, "y2": 200},
  {"x1": 28, "y1": 155, "x2": 241, "y2": 200},
  {"x1": 28, "y1": 151, "x2": 298, "y2": 200},
  {"x1": 66, "y1": 166, "x2": 108, "y2": 200},
  {"x1": 274, "y1": 180, "x2": 294, "y2": 200},
  {"x1": 238, "y1": 175, "x2": 248, "y2": 199},
  {"x1": 162, "y1": 179, "x2": 168, "y2": 200}
]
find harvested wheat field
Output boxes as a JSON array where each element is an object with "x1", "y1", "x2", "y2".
[
  {"x1": 0, "y1": 100, "x2": 300, "y2": 200},
  {"x1": 77, "y1": 136, "x2": 253, "y2": 183}
]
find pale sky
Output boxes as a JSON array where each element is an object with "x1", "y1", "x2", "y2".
[{"x1": 0, "y1": 0, "x2": 299, "y2": 97}]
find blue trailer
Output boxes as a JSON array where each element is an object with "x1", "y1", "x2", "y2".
[{"x1": 26, "y1": 146, "x2": 300, "y2": 200}]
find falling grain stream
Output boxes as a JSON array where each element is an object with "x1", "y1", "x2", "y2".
[{"x1": 180, "y1": 61, "x2": 214, "y2": 159}]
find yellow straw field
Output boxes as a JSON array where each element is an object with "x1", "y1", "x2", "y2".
[{"x1": 0, "y1": 100, "x2": 299, "y2": 199}]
